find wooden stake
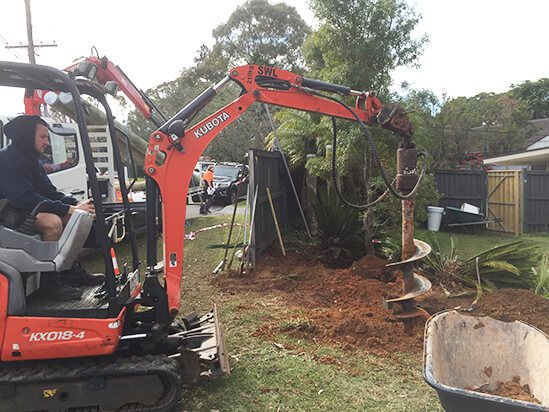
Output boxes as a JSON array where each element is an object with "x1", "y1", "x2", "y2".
[{"x1": 266, "y1": 187, "x2": 285, "y2": 256}]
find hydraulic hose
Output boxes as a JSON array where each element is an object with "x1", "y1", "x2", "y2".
[{"x1": 304, "y1": 87, "x2": 428, "y2": 209}]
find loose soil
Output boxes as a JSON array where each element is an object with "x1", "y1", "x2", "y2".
[
  {"x1": 468, "y1": 376, "x2": 541, "y2": 405},
  {"x1": 219, "y1": 245, "x2": 549, "y2": 353},
  {"x1": 217, "y1": 243, "x2": 549, "y2": 403}
]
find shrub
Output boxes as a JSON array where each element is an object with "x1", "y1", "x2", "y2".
[{"x1": 311, "y1": 185, "x2": 362, "y2": 259}]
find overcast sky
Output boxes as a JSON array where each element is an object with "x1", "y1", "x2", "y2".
[{"x1": 1, "y1": 0, "x2": 548, "y2": 119}]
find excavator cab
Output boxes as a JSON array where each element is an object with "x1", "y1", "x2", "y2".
[{"x1": 0, "y1": 61, "x2": 228, "y2": 411}]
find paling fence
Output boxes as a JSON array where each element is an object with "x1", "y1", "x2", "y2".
[{"x1": 434, "y1": 169, "x2": 549, "y2": 235}]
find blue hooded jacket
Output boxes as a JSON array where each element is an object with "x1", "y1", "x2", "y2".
[{"x1": 0, "y1": 115, "x2": 78, "y2": 217}]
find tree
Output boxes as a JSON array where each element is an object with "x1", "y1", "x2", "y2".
[
  {"x1": 127, "y1": 0, "x2": 310, "y2": 162},
  {"x1": 304, "y1": 0, "x2": 428, "y2": 91},
  {"x1": 399, "y1": 87, "x2": 444, "y2": 168},
  {"x1": 511, "y1": 78, "x2": 549, "y2": 120},
  {"x1": 434, "y1": 93, "x2": 532, "y2": 167},
  {"x1": 276, "y1": 0, "x2": 428, "y2": 253},
  {"x1": 195, "y1": 0, "x2": 310, "y2": 80}
]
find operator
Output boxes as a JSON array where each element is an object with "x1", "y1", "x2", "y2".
[
  {"x1": 0, "y1": 115, "x2": 102, "y2": 300},
  {"x1": 200, "y1": 165, "x2": 215, "y2": 215}
]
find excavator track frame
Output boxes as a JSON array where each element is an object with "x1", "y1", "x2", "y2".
[{"x1": 0, "y1": 354, "x2": 182, "y2": 411}]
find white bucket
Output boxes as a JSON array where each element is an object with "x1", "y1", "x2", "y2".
[{"x1": 427, "y1": 206, "x2": 444, "y2": 231}]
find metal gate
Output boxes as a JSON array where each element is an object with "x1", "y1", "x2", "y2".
[
  {"x1": 249, "y1": 149, "x2": 290, "y2": 265},
  {"x1": 486, "y1": 170, "x2": 521, "y2": 236}
]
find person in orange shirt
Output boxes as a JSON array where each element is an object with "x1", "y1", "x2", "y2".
[{"x1": 200, "y1": 165, "x2": 215, "y2": 215}]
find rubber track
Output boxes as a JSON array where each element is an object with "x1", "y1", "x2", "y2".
[{"x1": 0, "y1": 354, "x2": 183, "y2": 412}]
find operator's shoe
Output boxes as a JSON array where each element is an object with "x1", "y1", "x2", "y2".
[
  {"x1": 40, "y1": 272, "x2": 83, "y2": 301},
  {"x1": 199, "y1": 208, "x2": 207, "y2": 215},
  {"x1": 61, "y1": 261, "x2": 105, "y2": 286}
]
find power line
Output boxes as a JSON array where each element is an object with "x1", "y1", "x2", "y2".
[{"x1": 0, "y1": 33, "x2": 25, "y2": 61}]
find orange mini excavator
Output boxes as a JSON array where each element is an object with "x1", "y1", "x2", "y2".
[{"x1": 0, "y1": 61, "x2": 420, "y2": 411}]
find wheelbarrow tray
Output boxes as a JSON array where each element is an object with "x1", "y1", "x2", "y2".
[
  {"x1": 423, "y1": 310, "x2": 549, "y2": 412},
  {"x1": 445, "y1": 206, "x2": 484, "y2": 223}
]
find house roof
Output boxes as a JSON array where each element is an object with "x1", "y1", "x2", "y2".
[
  {"x1": 483, "y1": 117, "x2": 549, "y2": 166},
  {"x1": 525, "y1": 118, "x2": 549, "y2": 147},
  {"x1": 485, "y1": 146, "x2": 549, "y2": 166}
]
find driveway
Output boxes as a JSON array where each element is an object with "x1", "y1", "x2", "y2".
[{"x1": 186, "y1": 203, "x2": 245, "y2": 219}]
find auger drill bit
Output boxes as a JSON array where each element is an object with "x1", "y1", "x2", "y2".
[{"x1": 381, "y1": 132, "x2": 432, "y2": 334}]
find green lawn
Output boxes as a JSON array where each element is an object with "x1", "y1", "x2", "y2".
[
  {"x1": 81, "y1": 219, "x2": 549, "y2": 411},
  {"x1": 381, "y1": 226, "x2": 549, "y2": 261}
]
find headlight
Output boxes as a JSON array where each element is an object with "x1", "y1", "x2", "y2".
[{"x1": 216, "y1": 182, "x2": 230, "y2": 188}]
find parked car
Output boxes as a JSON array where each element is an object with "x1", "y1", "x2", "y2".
[{"x1": 212, "y1": 163, "x2": 248, "y2": 204}]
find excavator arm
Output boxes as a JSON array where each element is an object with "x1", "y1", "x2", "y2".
[{"x1": 144, "y1": 64, "x2": 413, "y2": 316}]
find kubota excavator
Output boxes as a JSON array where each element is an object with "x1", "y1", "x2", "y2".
[{"x1": 0, "y1": 60, "x2": 422, "y2": 411}]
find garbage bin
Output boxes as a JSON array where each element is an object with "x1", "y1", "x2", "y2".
[{"x1": 427, "y1": 206, "x2": 444, "y2": 231}]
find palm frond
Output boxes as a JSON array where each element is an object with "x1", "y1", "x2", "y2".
[{"x1": 422, "y1": 238, "x2": 540, "y2": 292}]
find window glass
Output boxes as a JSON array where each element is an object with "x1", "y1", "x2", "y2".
[
  {"x1": 40, "y1": 130, "x2": 79, "y2": 174},
  {"x1": 213, "y1": 165, "x2": 237, "y2": 177}
]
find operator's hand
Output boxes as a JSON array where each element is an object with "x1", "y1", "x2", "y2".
[{"x1": 72, "y1": 198, "x2": 96, "y2": 219}]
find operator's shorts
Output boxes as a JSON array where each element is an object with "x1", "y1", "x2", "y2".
[{"x1": 0, "y1": 204, "x2": 28, "y2": 229}]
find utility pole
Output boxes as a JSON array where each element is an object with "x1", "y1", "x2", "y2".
[
  {"x1": 24, "y1": 0, "x2": 36, "y2": 63},
  {"x1": 5, "y1": 0, "x2": 57, "y2": 63}
]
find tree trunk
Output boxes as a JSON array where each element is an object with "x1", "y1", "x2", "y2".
[
  {"x1": 304, "y1": 167, "x2": 318, "y2": 235},
  {"x1": 363, "y1": 145, "x2": 375, "y2": 255}
]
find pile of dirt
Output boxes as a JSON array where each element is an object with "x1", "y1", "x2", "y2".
[
  {"x1": 219, "y1": 245, "x2": 423, "y2": 356},
  {"x1": 218, "y1": 244, "x2": 549, "y2": 356},
  {"x1": 469, "y1": 288, "x2": 549, "y2": 333},
  {"x1": 468, "y1": 376, "x2": 540, "y2": 404}
]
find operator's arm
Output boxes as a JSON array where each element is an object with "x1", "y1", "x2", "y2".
[
  {"x1": 0, "y1": 172, "x2": 72, "y2": 217},
  {"x1": 66, "y1": 198, "x2": 96, "y2": 219},
  {"x1": 0, "y1": 149, "x2": 75, "y2": 217},
  {"x1": 39, "y1": 168, "x2": 96, "y2": 218},
  {"x1": 38, "y1": 167, "x2": 79, "y2": 206}
]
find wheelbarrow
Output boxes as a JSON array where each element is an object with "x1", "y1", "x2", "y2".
[{"x1": 423, "y1": 310, "x2": 549, "y2": 411}]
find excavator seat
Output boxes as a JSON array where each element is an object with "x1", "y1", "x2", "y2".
[{"x1": 0, "y1": 205, "x2": 94, "y2": 315}]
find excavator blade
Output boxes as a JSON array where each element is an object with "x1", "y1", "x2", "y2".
[
  {"x1": 175, "y1": 304, "x2": 230, "y2": 383},
  {"x1": 0, "y1": 307, "x2": 230, "y2": 411}
]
